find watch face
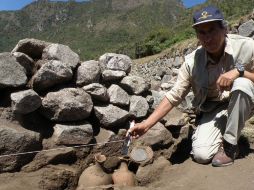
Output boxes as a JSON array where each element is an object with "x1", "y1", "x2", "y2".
[
  {"x1": 238, "y1": 65, "x2": 244, "y2": 71},
  {"x1": 236, "y1": 63, "x2": 244, "y2": 71}
]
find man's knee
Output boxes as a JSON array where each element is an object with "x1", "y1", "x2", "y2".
[
  {"x1": 192, "y1": 147, "x2": 214, "y2": 164},
  {"x1": 231, "y1": 78, "x2": 254, "y2": 98}
]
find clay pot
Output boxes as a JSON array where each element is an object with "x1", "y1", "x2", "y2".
[
  {"x1": 112, "y1": 161, "x2": 136, "y2": 187},
  {"x1": 76, "y1": 153, "x2": 112, "y2": 189}
]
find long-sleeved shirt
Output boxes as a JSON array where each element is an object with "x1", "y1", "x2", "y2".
[{"x1": 165, "y1": 34, "x2": 254, "y2": 112}]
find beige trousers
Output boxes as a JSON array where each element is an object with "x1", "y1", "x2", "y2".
[{"x1": 192, "y1": 78, "x2": 254, "y2": 164}]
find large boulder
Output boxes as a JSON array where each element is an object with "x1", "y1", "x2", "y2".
[
  {"x1": 76, "y1": 60, "x2": 101, "y2": 86},
  {"x1": 120, "y1": 76, "x2": 150, "y2": 95},
  {"x1": 0, "y1": 53, "x2": 27, "y2": 89},
  {"x1": 94, "y1": 104, "x2": 129, "y2": 128},
  {"x1": 83, "y1": 83, "x2": 109, "y2": 102},
  {"x1": 12, "y1": 52, "x2": 35, "y2": 76},
  {"x1": 129, "y1": 95, "x2": 149, "y2": 118},
  {"x1": 52, "y1": 123, "x2": 93, "y2": 145},
  {"x1": 31, "y1": 60, "x2": 73, "y2": 91},
  {"x1": 107, "y1": 84, "x2": 130, "y2": 106},
  {"x1": 41, "y1": 88, "x2": 93, "y2": 122},
  {"x1": 137, "y1": 122, "x2": 173, "y2": 148},
  {"x1": 99, "y1": 53, "x2": 132, "y2": 74},
  {"x1": 42, "y1": 43, "x2": 80, "y2": 69},
  {"x1": 0, "y1": 120, "x2": 41, "y2": 172},
  {"x1": 11, "y1": 38, "x2": 50, "y2": 59},
  {"x1": 11, "y1": 89, "x2": 42, "y2": 114},
  {"x1": 102, "y1": 70, "x2": 126, "y2": 82}
]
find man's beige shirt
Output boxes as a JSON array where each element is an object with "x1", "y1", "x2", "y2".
[{"x1": 165, "y1": 34, "x2": 254, "y2": 109}]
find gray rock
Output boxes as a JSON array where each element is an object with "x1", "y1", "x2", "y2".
[
  {"x1": 52, "y1": 123, "x2": 93, "y2": 145},
  {"x1": 150, "y1": 79, "x2": 161, "y2": 91},
  {"x1": 83, "y1": 83, "x2": 109, "y2": 102},
  {"x1": 238, "y1": 19, "x2": 254, "y2": 37},
  {"x1": 31, "y1": 60, "x2": 73, "y2": 91},
  {"x1": 94, "y1": 104, "x2": 129, "y2": 128},
  {"x1": 151, "y1": 90, "x2": 166, "y2": 110},
  {"x1": 95, "y1": 128, "x2": 115, "y2": 148},
  {"x1": 99, "y1": 53, "x2": 132, "y2": 73},
  {"x1": 11, "y1": 89, "x2": 42, "y2": 114},
  {"x1": 161, "y1": 74, "x2": 172, "y2": 84},
  {"x1": 41, "y1": 88, "x2": 93, "y2": 122},
  {"x1": 177, "y1": 91, "x2": 194, "y2": 113},
  {"x1": 102, "y1": 70, "x2": 126, "y2": 81},
  {"x1": 76, "y1": 60, "x2": 101, "y2": 86},
  {"x1": 136, "y1": 156, "x2": 171, "y2": 185},
  {"x1": 163, "y1": 108, "x2": 187, "y2": 127},
  {"x1": 0, "y1": 120, "x2": 41, "y2": 172},
  {"x1": 173, "y1": 56, "x2": 184, "y2": 68},
  {"x1": 22, "y1": 148, "x2": 76, "y2": 172},
  {"x1": 146, "y1": 95, "x2": 154, "y2": 105},
  {"x1": 0, "y1": 53, "x2": 27, "y2": 89},
  {"x1": 120, "y1": 76, "x2": 150, "y2": 95},
  {"x1": 107, "y1": 84, "x2": 130, "y2": 106},
  {"x1": 11, "y1": 38, "x2": 50, "y2": 59},
  {"x1": 138, "y1": 122, "x2": 173, "y2": 147},
  {"x1": 129, "y1": 95, "x2": 149, "y2": 118},
  {"x1": 12, "y1": 52, "x2": 35, "y2": 76},
  {"x1": 42, "y1": 43, "x2": 80, "y2": 69}
]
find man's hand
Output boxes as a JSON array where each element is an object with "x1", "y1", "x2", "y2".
[
  {"x1": 216, "y1": 69, "x2": 239, "y2": 92},
  {"x1": 127, "y1": 121, "x2": 150, "y2": 139}
]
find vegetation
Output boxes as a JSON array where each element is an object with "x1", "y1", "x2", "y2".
[{"x1": 0, "y1": 0, "x2": 253, "y2": 60}]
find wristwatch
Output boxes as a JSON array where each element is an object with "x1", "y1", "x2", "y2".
[{"x1": 235, "y1": 63, "x2": 245, "y2": 77}]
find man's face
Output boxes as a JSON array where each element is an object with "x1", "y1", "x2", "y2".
[{"x1": 195, "y1": 21, "x2": 226, "y2": 56}]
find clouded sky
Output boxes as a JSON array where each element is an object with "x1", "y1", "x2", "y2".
[{"x1": 0, "y1": 0, "x2": 207, "y2": 11}]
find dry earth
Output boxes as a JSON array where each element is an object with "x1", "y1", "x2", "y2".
[{"x1": 0, "y1": 117, "x2": 253, "y2": 190}]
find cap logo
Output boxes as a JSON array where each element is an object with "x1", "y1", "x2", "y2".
[{"x1": 198, "y1": 11, "x2": 212, "y2": 20}]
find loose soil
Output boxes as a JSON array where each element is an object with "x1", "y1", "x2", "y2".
[{"x1": 0, "y1": 120, "x2": 254, "y2": 190}]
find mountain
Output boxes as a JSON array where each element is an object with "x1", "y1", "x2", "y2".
[
  {"x1": 0, "y1": 0, "x2": 253, "y2": 60},
  {"x1": 0, "y1": 0, "x2": 185, "y2": 60}
]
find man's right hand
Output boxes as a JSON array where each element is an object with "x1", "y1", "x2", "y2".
[
  {"x1": 127, "y1": 97, "x2": 174, "y2": 139},
  {"x1": 127, "y1": 121, "x2": 150, "y2": 139}
]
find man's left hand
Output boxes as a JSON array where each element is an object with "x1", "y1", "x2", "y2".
[{"x1": 216, "y1": 69, "x2": 239, "y2": 92}]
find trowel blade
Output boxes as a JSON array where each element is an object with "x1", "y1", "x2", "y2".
[{"x1": 121, "y1": 135, "x2": 130, "y2": 156}]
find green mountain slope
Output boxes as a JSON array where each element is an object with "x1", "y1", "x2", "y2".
[
  {"x1": 0, "y1": 0, "x2": 184, "y2": 60},
  {"x1": 0, "y1": 0, "x2": 253, "y2": 60}
]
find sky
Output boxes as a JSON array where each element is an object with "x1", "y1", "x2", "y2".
[
  {"x1": 182, "y1": 0, "x2": 206, "y2": 8},
  {"x1": 0, "y1": 0, "x2": 207, "y2": 11},
  {"x1": 0, "y1": 0, "x2": 87, "y2": 11}
]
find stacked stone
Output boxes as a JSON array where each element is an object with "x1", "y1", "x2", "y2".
[{"x1": 0, "y1": 38, "x2": 161, "y2": 173}]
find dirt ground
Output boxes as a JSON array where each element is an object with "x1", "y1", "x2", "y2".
[
  {"x1": 125, "y1": 124, "x2": 254, "y2": 190},
  {"x1": 1, "y1": 116, "x2": 254, "y2": 190},
  {"x1": 121, "y1": 145, "x2": 253, "y2": 190}
]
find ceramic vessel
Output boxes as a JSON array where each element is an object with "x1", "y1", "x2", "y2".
[
  {"x1": 112, "y1": 161, "x2": 136, "y2": 186},
  {"x1": 76, "y1": 153, "x2": 112, "y2": 189}
]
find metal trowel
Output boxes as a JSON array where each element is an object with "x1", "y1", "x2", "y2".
[{"x1": 122, "y1": 121, "x2": 135, "y2": 156}]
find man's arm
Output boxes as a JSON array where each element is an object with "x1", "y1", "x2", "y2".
[
  {"x1": 128, "y1": 97, "x2": 174, "y2": 139},
  {"x1": 216, "y1": 68, "x2": 254, "y2": 91}
]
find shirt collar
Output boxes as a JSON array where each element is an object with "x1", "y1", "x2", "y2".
[
  {"x1": 205, "y1": 35, "x2": 233, "y2": 65},
  {"x1": 224, "y1": 35, "x2": 233, "y2": 55}
]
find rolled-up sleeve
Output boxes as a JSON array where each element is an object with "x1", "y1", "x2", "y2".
[
  {"x1": 243, "y1": 39, "x2": 254, "y2": 71},
  {"x1": 165, "y1": 61, "x2": 191, "y2": 106}
]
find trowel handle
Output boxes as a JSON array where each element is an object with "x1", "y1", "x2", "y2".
[{"x1": 130, "y1": 120, "x2": 135, "y2": 129}]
